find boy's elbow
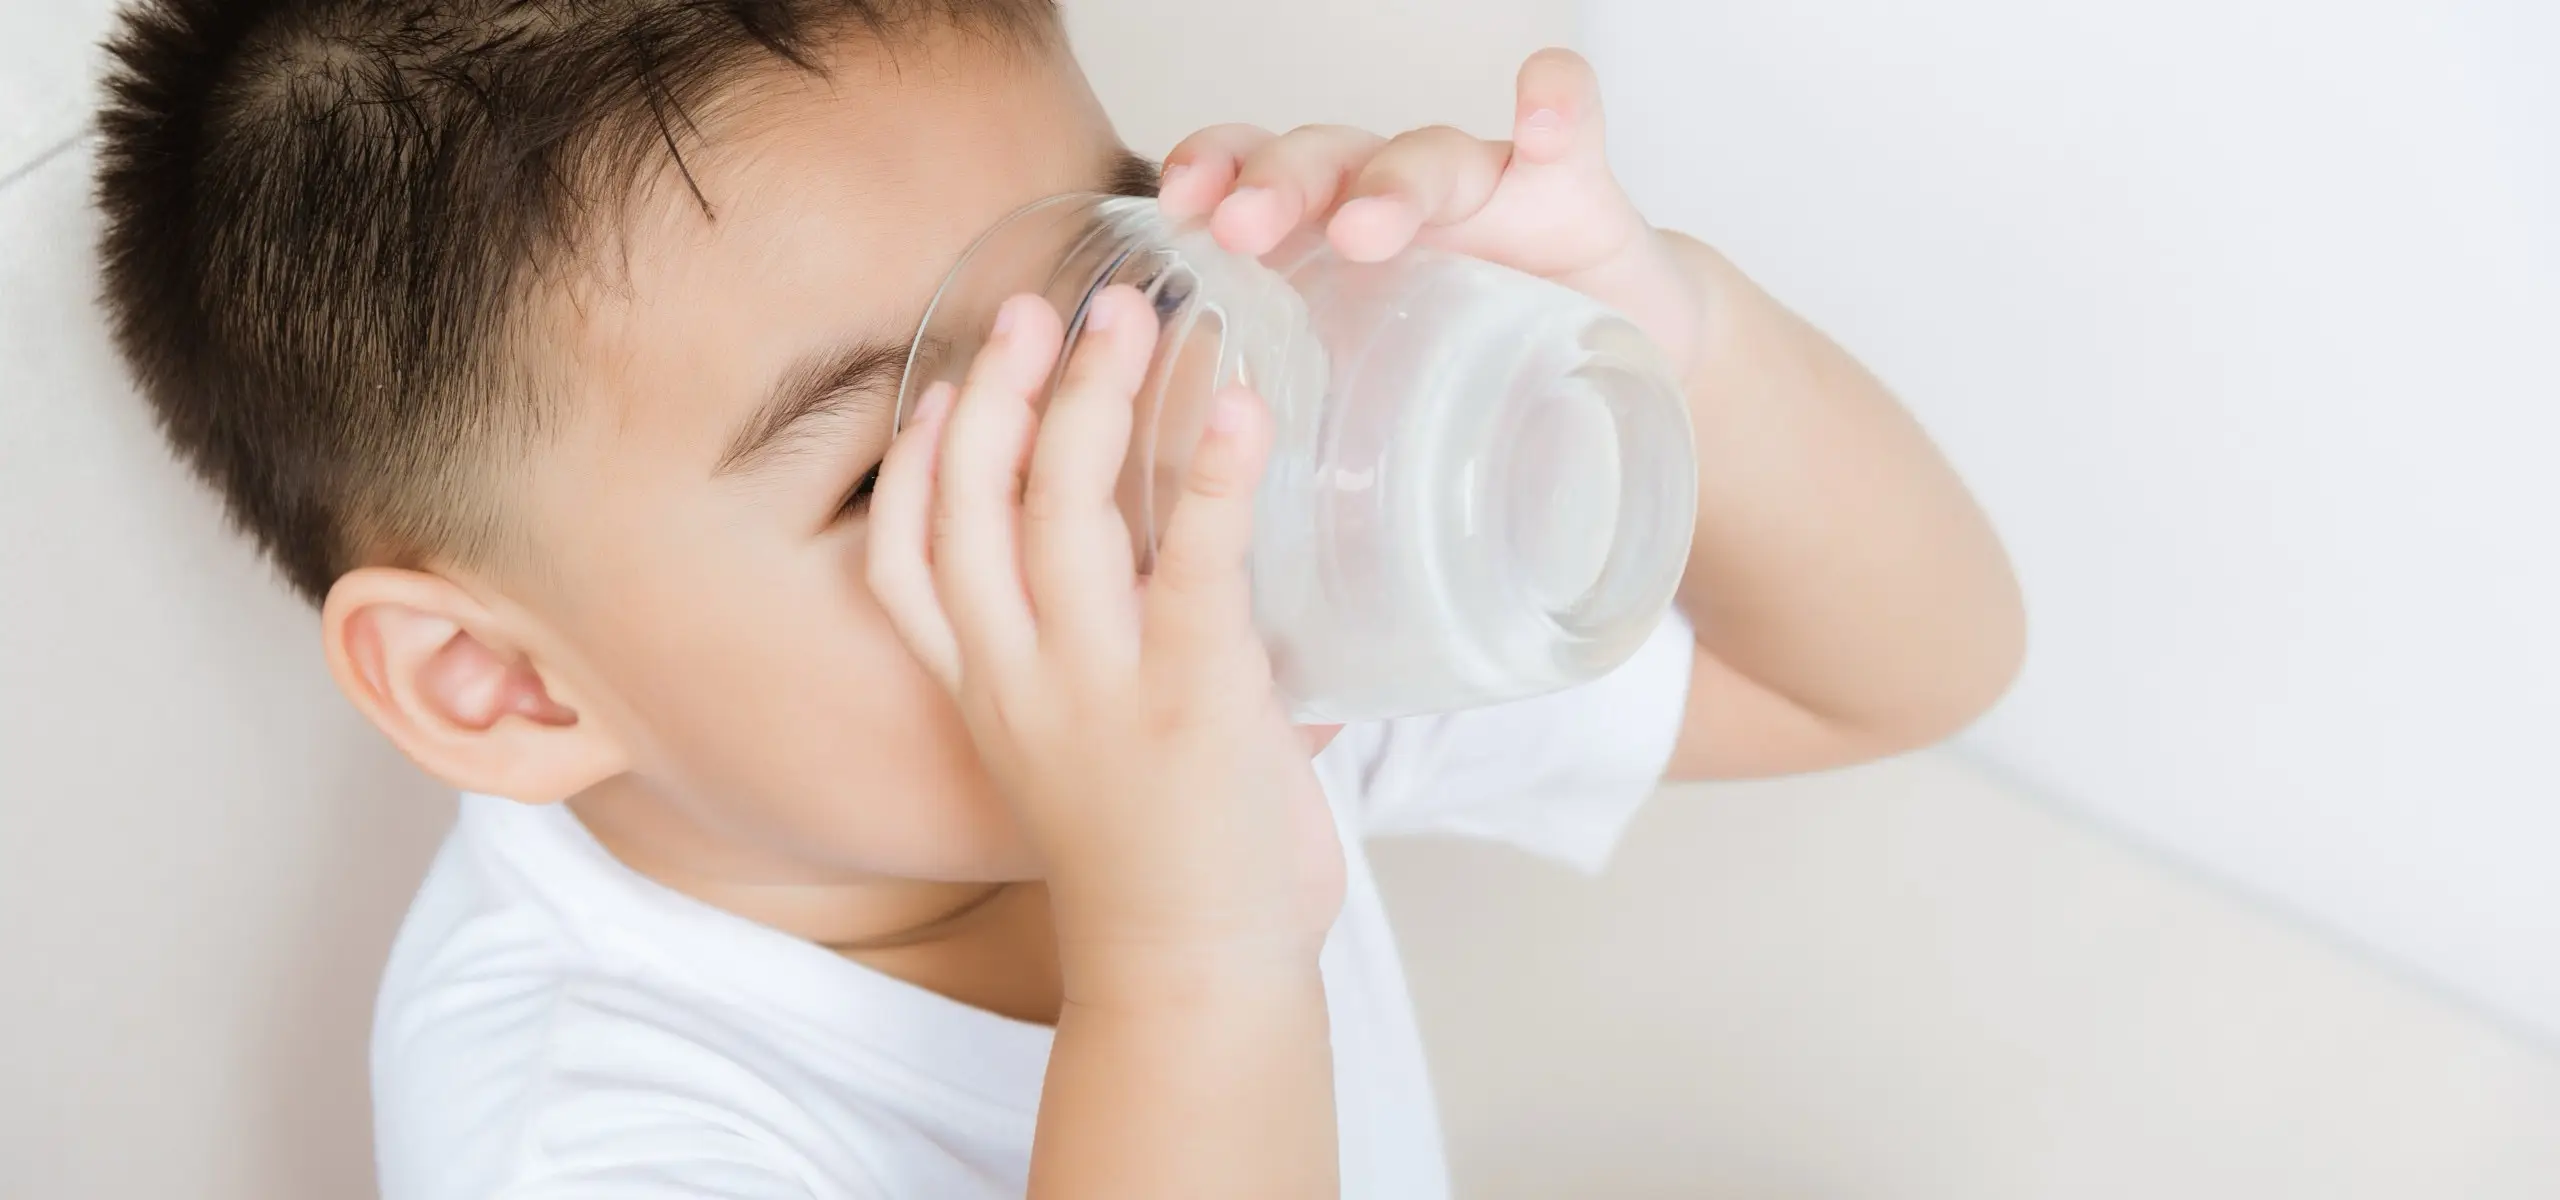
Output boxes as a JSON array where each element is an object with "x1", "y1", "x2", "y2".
[
  {"x1": 1838, "y1": 582, "x2": 2027, "y2": 761},
  {"x1": 1893, "y1": 584, "x2": 2029, "y2": 753},
  {"x1": 1952, "y1": 611, "x2": 2028, "y2": 738}
]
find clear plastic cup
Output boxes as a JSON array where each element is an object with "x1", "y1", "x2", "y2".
[{"x1": 896, "y1": 193, "x2": 1697, "y2": 723}]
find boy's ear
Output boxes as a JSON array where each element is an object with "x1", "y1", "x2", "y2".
[{"x1": 321, "y1": 567, "x2": 627, "y2": 803}]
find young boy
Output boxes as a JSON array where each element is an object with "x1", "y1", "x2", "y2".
[{"x1": 95, "y1": 2, "x2": 2022, "y2": 1196}]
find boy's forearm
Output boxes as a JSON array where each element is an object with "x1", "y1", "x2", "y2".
[
  {"x1": 1031, "y1": 953, "x2": 1337, "y2": 1199},
  {"x1": 1663, "y1": 231, "x2": 2025, "y2": 754}
]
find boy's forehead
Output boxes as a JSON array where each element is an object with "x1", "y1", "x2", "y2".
[
  {"x1": 671, "y1": 31, "x2": 1113, "y2": 300},
  {"x1": 565, "y1": 29, "x2": 1119, "y2": 451},
  {"x1": 736, "y1": 39, "x2": 1110, "y2": 246}
]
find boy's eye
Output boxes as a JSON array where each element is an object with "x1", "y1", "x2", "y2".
[{"x1": 838, "y1": 465, "x2": 882, "y2": 516}]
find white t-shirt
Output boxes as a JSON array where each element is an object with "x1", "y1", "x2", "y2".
[{"x1": 372, "y1": 620, "x2": 1693, "y2": 1200}]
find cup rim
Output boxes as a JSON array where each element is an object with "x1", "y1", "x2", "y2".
[{"x1": 892, "y1": 191, "x2": 1145, "y2": 435}]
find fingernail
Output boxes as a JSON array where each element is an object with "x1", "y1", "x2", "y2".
[
  {"x1": 1160, "y1": 162, "x2": 1193, "y2": 189},
  {"x1": 1084, "y1": 294, "x2": 1117, "y2": 333},
  {"x1": 1524, "y1": 107, "x2": 1564, "y2": 132},
  {"x1": 992, "y1": 300, "x2": 1020, "y2": 339},
  {"x1": 1226, "y1": 185, "x2": 1273, "y2": 209}
]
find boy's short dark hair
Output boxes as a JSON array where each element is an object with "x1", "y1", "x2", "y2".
[{"x1": 95, "y1": 0, "x2": 1059, "y2": 603}]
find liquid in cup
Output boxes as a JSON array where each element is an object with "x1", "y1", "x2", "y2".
[{"x1": 896, "y1": 194, "x2": 1697, "y2": 723}]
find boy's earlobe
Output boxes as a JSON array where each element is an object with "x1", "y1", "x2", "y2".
[{"x1": 322, "y1": 567, "x2": 626, "y2": 804}]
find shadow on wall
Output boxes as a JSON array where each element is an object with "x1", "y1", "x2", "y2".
[{"x1": 245, "y1": 747, "x2": 451, "y2": 1196}]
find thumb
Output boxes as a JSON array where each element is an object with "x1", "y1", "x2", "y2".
[{"x1": 1512, "y1": 47, "x2": 1609, "y2": 169}]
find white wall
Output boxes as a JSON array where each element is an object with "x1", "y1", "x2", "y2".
[
  {"x1": 1063, "y1": 0, "x2": 1573, "y2": 153},
  {"x1": 1589, "y1": 0, "x2": 2560, "y2": 1039},
  {"x1": 4, "y1": 13, "x2": 451, "y2": 1200}
]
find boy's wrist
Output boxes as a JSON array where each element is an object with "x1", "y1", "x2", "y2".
[{"x1": 1652, "y1": 229, "x2": 1770, "y2": 400}]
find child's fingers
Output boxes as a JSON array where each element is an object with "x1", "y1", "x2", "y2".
[
  {"x1": 932, "y1": 296, "x2": 1056, "y2": 673},
  {"x1": 1328, "y1": 125, "x2": 1510, "y2": 263},
  {"x1": 1142, "y1": 386, "x2": 1271, "y2": 668},
  {"x1": 1512, "y1": 47, "x2": 1609, "y2": 168},
  {"x1": 1157, "y1": 124, "x2": 1273, "y2": 220},
  {"x1": 1211, "y1": 124, "x2": 1385, "y2": 257},
  {"x1": 1021, "y1": 286, "x2": 1152, "y2": 661},
  {"x1": 865, "y1": 382, "x2": 964, "y2": 690}
]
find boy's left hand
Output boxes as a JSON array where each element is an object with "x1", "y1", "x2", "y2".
[
  {"x1": 1158, "y1": 48, "x2": 1705, "y2": 375},
  {"x1": 1165, "y1": 47, "x2": 2029, "y2": 781}
]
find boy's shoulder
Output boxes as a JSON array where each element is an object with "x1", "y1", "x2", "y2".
[{"x1": 369, "y1": 797, "x2": 1047, "y2": 1200}]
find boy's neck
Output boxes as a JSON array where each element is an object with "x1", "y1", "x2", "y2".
[
  {"x1": 834, "y1": 881, "x2": 1061, "y2": 1025},
  {"x1": 566, "y1": 785, "x2": 1064, "y2": 1025}
]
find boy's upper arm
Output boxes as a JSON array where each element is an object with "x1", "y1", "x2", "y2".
[{"x1": 1662, "y1": 643, "x2": 1926, "y2": 782}]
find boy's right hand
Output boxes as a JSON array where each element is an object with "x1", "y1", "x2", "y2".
[{"x1": 866, "y1": 285, "x2": 1346, "y2": 999}]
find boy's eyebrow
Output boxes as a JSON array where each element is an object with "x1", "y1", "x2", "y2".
[{"x1": 716, "y1": 339, "x2": 909, "y2": 478}]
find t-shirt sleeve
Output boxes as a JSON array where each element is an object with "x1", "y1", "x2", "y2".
[
  {"x1": 1330, "y1": 613, "x2": 1696, "y2": 872},
  {"x1": 396, "y1": 1077, "x2": 850, "y2": 1200},
  {"x1": 377, "y1": 982, "x2": 878, "y2": 1200},
  {"x1": 489, "y1": 1113, "x2": 823, "y2": 1200}
]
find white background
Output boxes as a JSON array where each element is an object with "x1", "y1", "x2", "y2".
[{"x1": 1590, "y1": 0, "x2": 2560, "y2": 1039}]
